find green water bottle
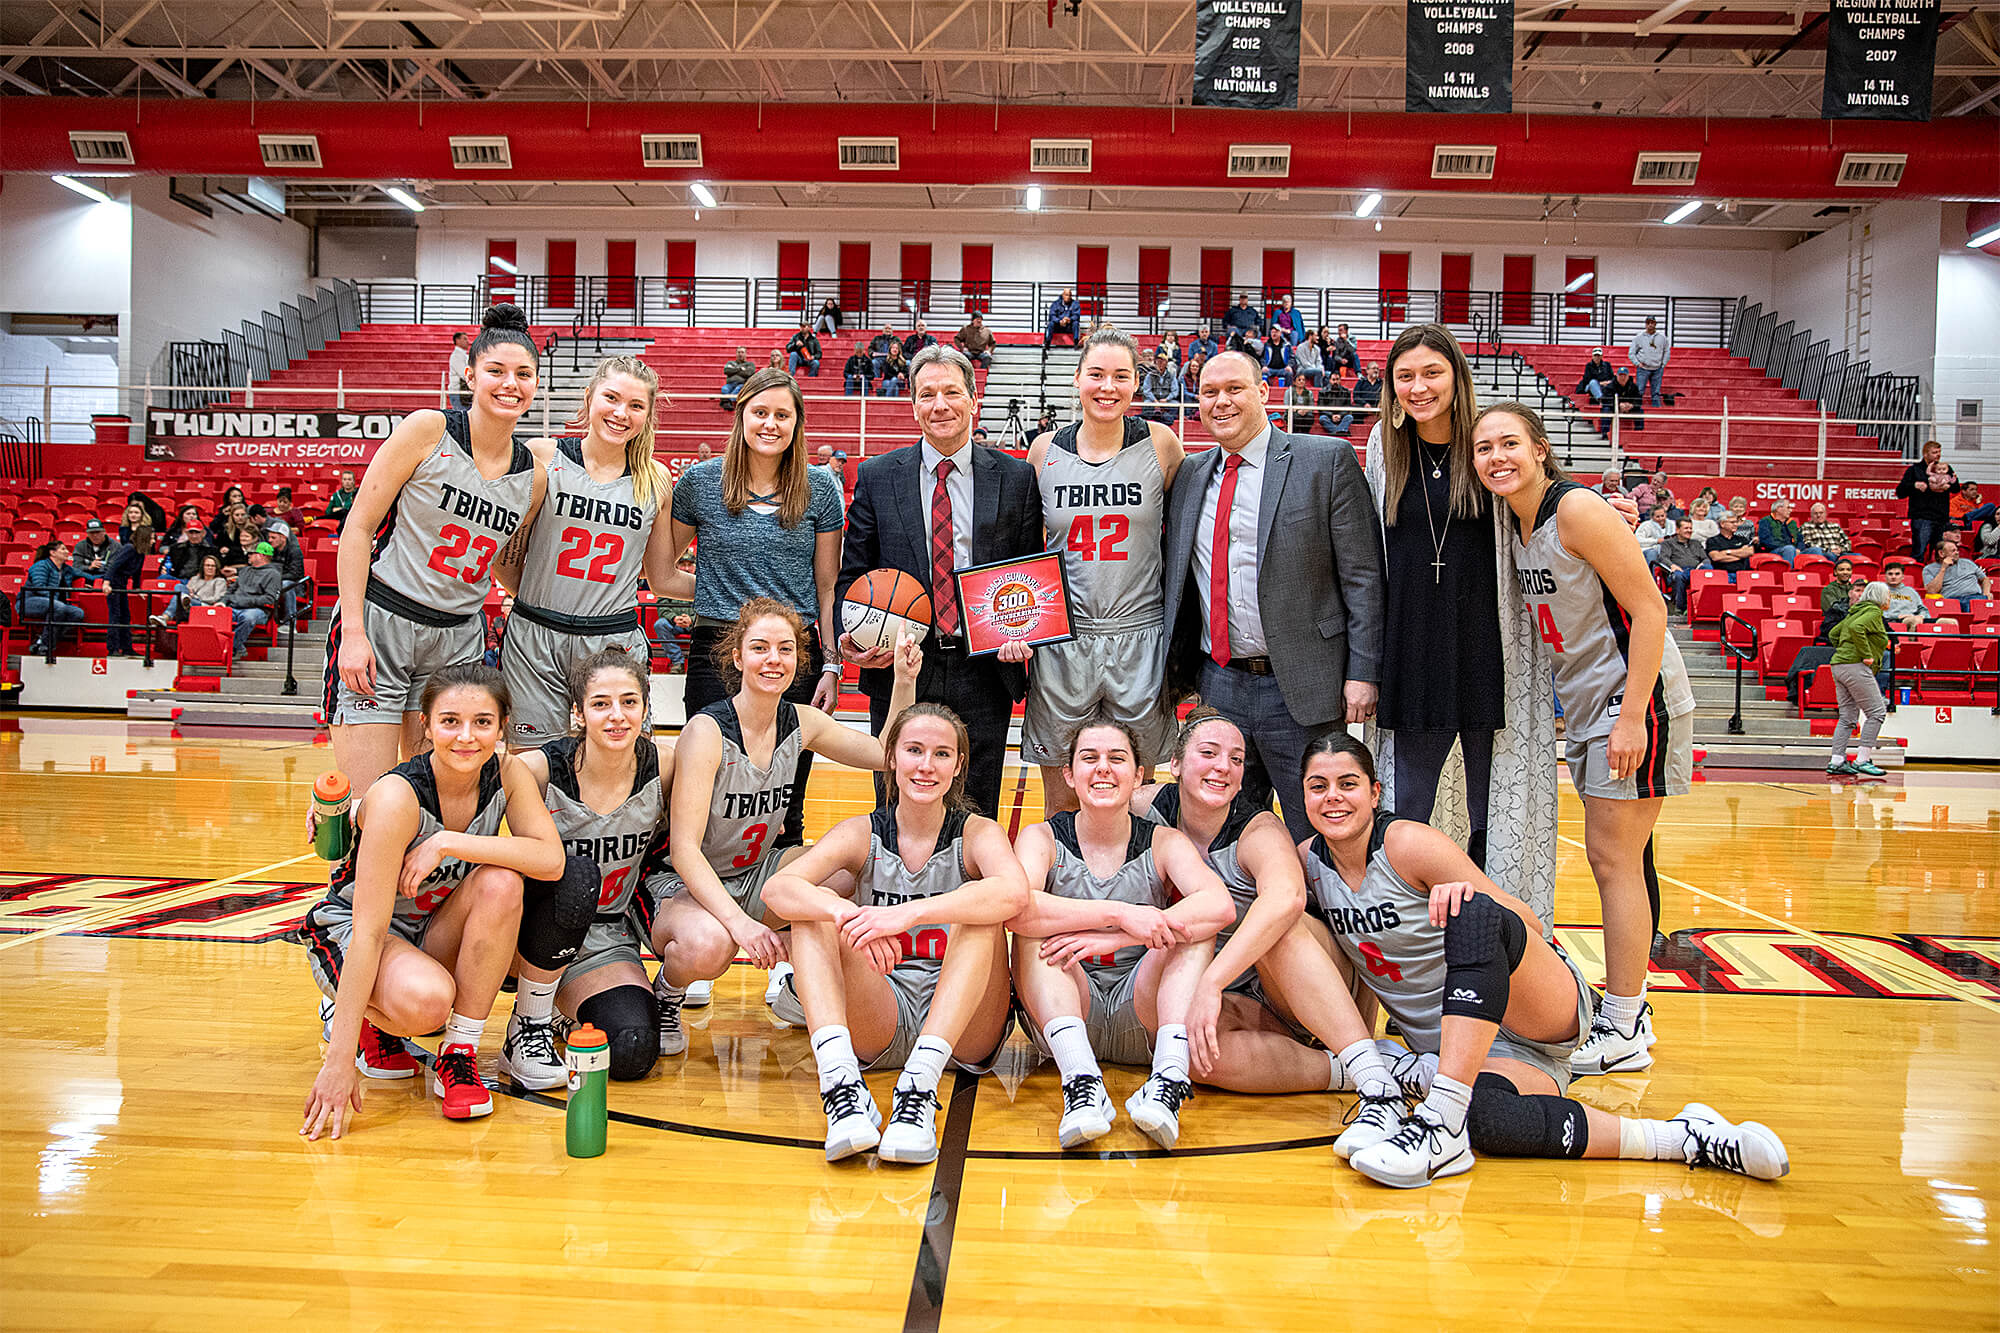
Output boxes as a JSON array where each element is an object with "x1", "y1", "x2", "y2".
[
  {"x1": 565, "y1": 1024, "x2": 609, "y2": 1158},
  {"x1": 312, "y1": 771, "x2": 353, "y2": 861}
]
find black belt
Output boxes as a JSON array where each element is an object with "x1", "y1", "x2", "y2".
[
  {"x1": 1219, "y1": 655, "x2": 1274, "y2": 676},
  {"x1": 513, "y1": 601, "x2": 641, "y2": 635},
  {"x1": 364, "y1": 580, "x2": 472, "y2": 629}
]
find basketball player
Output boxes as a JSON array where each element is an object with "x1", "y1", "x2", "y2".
[
  {"x1": 502, "y1": 652, "x2": 674, "y2": 1090},
  {"x1": 648, "y1": 598, "x2": 920, "y2": 1054},
  {"x1": 301, "y1": 665, "x2": 568, "y2": 1136},
  {"x1": 1010, "y1": 719, "x2": 1236, "y2": 1150},
  {"x1": 760, "y1": 704, "x2": 1026, "y2": 1163},
  {"x1": 1022, "y1": 328, "x2": 1185, "y2": 811},
  {"x1": 1472, "y1": 403, "x2": 1695, "y2": 1076},
  {"x1": 1297, "y1": 732, "x2": 1788, "y2": 1188},
  {"x1": 496, "y1": 356, "x2": 682, "y2": 748},
  {"x1": 324, "y1": 304, "x2": 549, "y2": 802}
]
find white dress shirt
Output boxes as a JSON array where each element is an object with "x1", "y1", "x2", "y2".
[
  {"x1": 1191, "y1": 427, "x2": 1271, "y2": 658},
  {"x1": 920, "y1": 438, "x2": 974, "y2": 569}
]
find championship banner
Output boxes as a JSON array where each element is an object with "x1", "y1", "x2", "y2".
[
  {"x1": 1822, "y1": 0, "x2": 1940, "y2": 121},
  {"x1": 1406, "y1": 1, "x2": 1513, "y2": 114},
  {"x1": 145, "y1": 408, "x2": 408, "y2": 464},
  {"x1": 1193, "y1": 0, "x2": 1302, "y2": 110}
]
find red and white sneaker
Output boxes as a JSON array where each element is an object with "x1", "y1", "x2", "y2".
[
  {"x1": 355, "y1": 1021, "x2": 420, "y2": 1080},
  {"x1": 428, "y1": 1042, "x2": 494, "y2": 1119}
]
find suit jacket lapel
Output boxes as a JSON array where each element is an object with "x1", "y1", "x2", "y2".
[
  {"x1": 1257, "y1": 429, "x2": 1292, "y2": 562},
  {"x1": 1173, "y1": 446, "x2": 1223, "y2": 560},
  {"x1": 893, "y1": 445, "x2": 930, "y2": 573}
]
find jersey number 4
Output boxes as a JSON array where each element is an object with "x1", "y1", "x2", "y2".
[
  {"x1": 556, "y1": 528, "x2": 625, "y2": 584},
  {"x1": 1357, "y1": 940, "x2": 1405, "y2": 983},
  {"x1": 1534, "y1": 604, "x2": 1566, "y2": 654},
  {"x1": 426, "y1": 523, "x2": 499, "y2": 584},
  {"x1": 1065, "y1": 514, "x2": 1129, "y2": 562}
]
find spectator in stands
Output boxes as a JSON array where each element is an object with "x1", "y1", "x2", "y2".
[
  {"x1": 205, "y1": 487, "x2": 246, "y2": 545},
  {"x1": 1725, "y1": 494, "x2": 1752, "y2": 531},
  {"x1": 1651, "y1": 472, "x2": 1683, "y2": 517},
  {"x1": 1629, "y1": 317, "x2": 1670, "y2": 406},
  {"x1": 842, "y1": 343, "x2": 874, "y2": 396},
  {"x1": 697, "y1": 442, "x2": 714, "y2": 462},
  {"x1": 1897, "y1": 439, "x2": 1962, "y2": 561},
  {"x1": 1629, "y1": 470, "x2": 1673, "y2": 516},
  {"x1": 902, "y1": 321, "x2": 937, "y2": 361},
  {"x1": 1596, "y1": 467, "x2": 1627, "y2": 500},
  {"x1": 786, "y1": 321, "x2": 823, "y2": 378},
  {"x1": 1035, "y1": 407, "x2": 1057, "y2": 437},
  {"x1": 22, "y1": 541, "x2": 85, "y2": 655},
  {"x1": 226, "y1": 542, "x2": 282, "y2": 660},
  {"x1": 271, "y1": 486, "x2": 308, "y2": 534},
  {"x1": 125, "y1": 490, "x2": 167, "y2": 532},
  {"x1": 1635, "y1": 503, "x2": 1673, "y2": 565},
  {"x1": 655, "y1": 580, "x2": 692, "y2": 672},
  {"x1": 324, "y1": 472, "x2": 358, "y2": 530},
  {"x1": 1222, "y1": 293, "x2": 1265, "y2": 359},
  {"x1": 1316, "y1": 375, "x2": 1354, "y2": 438},
  {"x1": 869, "y1": 324, "x2": 901, "y2": 378},
  {"x1": 1188, "y1": 325, "x2": 1218, "y2": 361},
  {"x1": 1328, "y1": 323, "x2": 1360, "y2": 376},
  {"x1": 215, "y1": 503, "x2": 254, "y2": 575},
  {"x1": 246, "y1": 504, "x2": 284, "y2": 542},
  {"x1": 1352, "y1": 361, "x2": 1382, "y2": 417},
  {"x1": 766, "y1": 349, "x2": 787, "y2": 372},
  {"x1": 1044, "y1": 289, "x2": 1082, "y2": 349},
  {"x1": 446, "y1": 330, "x2": 472, "y2": 409},
  {"x1": 1656, "y1": 517, "x2": 1708, "y2": 612},
  {"x1": 164, "y1": 505, "x2": 210, "y2": 579},
  {"x1": 1825, "y1": 582, "x2": 1890, "y2": 778},
  {"x1": 83, "y1": 520, "x2": 140, "y2": 656},
  {"x1": 1139, "y1": 349, "x2": 1182, "y2": 424},
  {"x1": 482, "y1": 591, "x2": 511, "y2": 668},
  {"x1": 1953, "y1": 480, "x2": 1994, "y2": 535},
  {"x1": 879, "y1": 344, "x2": 910, "y2": 397},
  {"x1": 263, "y1": 523, "x2": 307, "y2": 624},
  {"x1": 814, "y1": 297, "x2": 843, "y2": 335},
  {"x1": 954, "y1": 314, "x2": 996, "y2": 369},
  {"x1": 1819, "y1": 557, "x2": 1858, "y2": 639},
  {"x1": 1611, "y1": 365, "x2": 1646, "y2": 430},
  {"x1": 1883, "y1": 562, "x2": 1958, "y2": 632},
  {"x1": 1290, "y1": 329, "x2": 1328, "y2": 389},
  {"x1": 1686, "y1": 496, "x2": 1719, "y2": 541},
  {"x1": 1268, "y1": 293, "x2": 1304, "y2": 348},
  {"x1": 1705, "y1": 511, "x2": 1755, "y2": 581},
  {"x1": 151, "y1": 552, "x2": 227, "y2": 629},
  {"x1": 1800, "y1": 502, "x2": 1848, "y2": 560},
  {"x1": 1924, "y1": 533, "x2": 1991, "y2": 612},
  {"x1": 1181, "y1": 350, "x2": 1207, "y2": 401},
  {"x1": 1159, "y1": 332, "x2": 1182, "y2": 367},
  {"x1": 1576, "y1": 347, "x2": 1619, "y2": 433},
  {"x1": 75, "y1": 519, "x2": 120, "y2": 583},
  {"x1": 118, "y1": 501, "x2": 155, "y2": 563},
  {"x1": 720, "y1": 346, "x2": 756, "y2": 409},
  {"x1": 1756, "y1": 497, "x2": 1805, "y2": 564}
]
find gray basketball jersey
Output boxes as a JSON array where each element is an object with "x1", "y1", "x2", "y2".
[
  {"x1": 856, "y1": 808, "x2": 970, "y2": 975},
  {"x1": 1515, "y1": 480, "x2": 1695, "y2": 742},
  {"x1": 1139, "y1": 784, "x2": 1261, "y2": 949},
  {"x1": 1043, "y1": 810, "x2": 1168, "y2": 971},
  {"x1": 1038, "y1": 420, "x2": 1165, "y2": 630},
  {"x1": 698, "y1": 698, "x2": 803, "y2": 879},
  {"x1": 1300, "y1": 817, "x2": 1448, "y2": 1055},
  {"x1": 540, "y1": 735, "x2": 665, "y2": 917},
  {"x1": 513, "y1": 439, "x2": 659, "y2": 618},
  {"x1": 369, "y1": 410, "x2": 535, "y2": 616},
  {"x1": 322, "y1": 752, "x2": 509, "y2": 929}
]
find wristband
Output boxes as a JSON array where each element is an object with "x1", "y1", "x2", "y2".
[{"x1": 821, "y1": 662, "x2": 843, "y2": 675}]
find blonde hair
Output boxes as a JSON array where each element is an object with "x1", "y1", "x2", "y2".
[
  {"x1": 722, "y1": 368, "x2": 811, "y2": 528},
  {"x1": 1382, "y1": 323, "x2": 1483, "y2": 526},
  {"x1": 567, "y1": 355, "x2": 668, "y2": 511}
]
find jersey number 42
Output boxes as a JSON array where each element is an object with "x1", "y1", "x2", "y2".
[{"x1": 1065, "y1": 514, "x2": 1129, "y2": 562}]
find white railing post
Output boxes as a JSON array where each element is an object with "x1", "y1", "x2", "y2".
[
  {"x1": 1816, "y1": 408, "x2": 1828, "y2": 480},
  {"x1": 42, "y1": 368, "x2": 53, "y2": 436},
  {"x1": 146, "y1": 370, "x2": 157, "y2": 413},
  {"x1": 337, "y1": 368, "x2": 346, "y2": 411},
  {"x1": 1610, "y1": 398, "x2": 1621, "y2": 463},
  {"x1": 1718, "y1": 396, "x2": 1729, "y2": 474},
  {"x1": 858, "y1": 381, "x2": 868, "y2": 457}
]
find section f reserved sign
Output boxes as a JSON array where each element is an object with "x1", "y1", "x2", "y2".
[
  {"x1": 1194, "y1": 0, "x2": 1302, "y2": 110},
  {"x1": 1406, "y1": 1, "x2": 1514, "y2": 114}
]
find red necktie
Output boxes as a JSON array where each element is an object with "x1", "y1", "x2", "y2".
[
  {"x1": 931, "y1": 457, "x2": 959, "y2": 638},
  {"x1": 1209, "y1": 453, "x2": 1242, "y2": 667}
]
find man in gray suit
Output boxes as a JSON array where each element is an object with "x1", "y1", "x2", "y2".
[{"x1": 1163, "y1": 350, "x2": 1385, "y2": 839}]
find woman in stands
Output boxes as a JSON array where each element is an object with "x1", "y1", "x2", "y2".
[
  {"x1": 164, "y1": 504, "x2": 213, "y2": 580},
  {"x1": 761, "y1": 703, "x2": 1025, "y2": 1164},
  {"x1": 1296, "y1": 731, "x2": 1789, "y2": 1190},
  {"x1": 496, "y1": 355, "x2": 679, "y2": 749},
  {"x1": 324, "y1": 303, "x2": 549, "y2": 804},
  {"x1": 150, "y1": 551, "x2": 227, "y2": 628},
  {"x1": 300, "y1": 664, "x2": 567, "y2": 1137},
  {"x1": 215, "y1": 501, "x2": 256, "y2": 575},
  {"x1": 1020, "y1": 327, "x2": 1185, "y2": 815},
  {"x1": 648, "y1": 599, "x2": 918, "y2": 1058},
  {"x1": 205, "y1": 485, "x2": 247, "y2": 546},
  {"x1": 1472, "y1": 402, "x2": 1695, "y2": 1077},
  {"x1": 21, "y1": 541, "x2": 85, "y2": 656}
]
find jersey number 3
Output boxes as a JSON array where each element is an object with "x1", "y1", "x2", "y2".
[
  {"x1": 556, "y1": 528, "x2": 625, "y2": 584},
  {"x1": 731, "y1": 823, "x2": 767, "y2": 870},
  {"x1": 1065, "y1": 514, "x2": 1129, "y2": 562},
  {"x1": 427, "y1": 523, "x2": 499, "y2": 584}
]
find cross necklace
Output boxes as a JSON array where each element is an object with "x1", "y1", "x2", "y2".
[{"x1": 1418, "y1": 446, "x2": 1450, "y2": 583}]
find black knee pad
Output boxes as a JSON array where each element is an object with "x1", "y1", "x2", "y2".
[
  {"x1": 518, "y1": 853, "x2": 600, "y2": 972},
  {"x1": 1441, "y1": 892, "x2": 1528, "y2": 1026},
  {"x1": 1469, "y1": 1071, "x2": 1589, "y2": 1159},
  {"x1": 577, "y1": 983, "x2": 658, "y2": 1081}
]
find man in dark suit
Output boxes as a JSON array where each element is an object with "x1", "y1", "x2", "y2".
[
  {"x1": 1163, "y1": 350, "x2": 1386, "y2": 839},
  {"x1": 839, "y1": 344, "x2": 1044, "y2": 818}
]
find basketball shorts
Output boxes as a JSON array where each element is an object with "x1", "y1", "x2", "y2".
[
  {"x1": 1020, "y1": 623, "x2": 1173, "y2": 768},
  {"x1": 299, "y1": 897, "x2": 430, "y2": 1000},
  {"x1": 500, "y1": 614, "x2": 653, "y2": 748},
  {"x1": 861, "y1": 961, "x2": 1014, "y2": 1073},
  {"x1": 1487, "y1": 942, "x2": 1595, "y2": 1093},
  {"x1": 323, "y1": 597, "x2": 483, "y2": 726},
  {"x1": 1021, "y1": 959, "x2": 1155, "y2": 1067},
  {"x1": 563, "y1": 903, "x2": 653, "y2": 986},
  {"x1": 1564, "y1": 709, "x2": 1694, "y2": 800},
  {"x1": 1230, "y1": 969, "x2": 1320, "y2": 1048},
  {"x1": 647, "y1": 852, "x2": 787, "y2": 923}
]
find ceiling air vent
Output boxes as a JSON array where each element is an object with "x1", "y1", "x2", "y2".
[
  {"x1": 1227, "y1": 144, "x2": 1292, "y2": 178},
  {"x1": 1633, "y1": 152, "x2": 1700, "y2": 186},
  {"x1": 449, "y1": 136, "x2": 512, "y2": 170},
  {"x1": 1837, "y1": 153, "x2": 1906, "y2": 188},
  {"x1": 1031, "y1": 139, "x2": 1093, "y2": 173},
  {"x1": 838, "y1": 137, "x2": 900, "y2": 171},
  {"x1": 258, "y1": 135, "x2": 322, "y2": 169},
  {"x1": 1431, "y1": 145, "x2": 1496, "y2": 180},
  {"x1": 642, "y1": 134, "x2": 703, "y2": 168},
  {"x1": 70, "y1": 132, "x2": 134, "y2": 166}
]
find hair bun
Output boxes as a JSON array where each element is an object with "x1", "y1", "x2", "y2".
[{"x1": 482, "y1": 302, "x2": 530, "y2": 333}]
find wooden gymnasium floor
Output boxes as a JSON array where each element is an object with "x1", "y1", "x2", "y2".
[{"x1": 1, "y1": 714, "x2": 1996, "y2": 1333}]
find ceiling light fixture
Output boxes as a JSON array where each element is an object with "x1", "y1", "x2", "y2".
[
  {"x1": 383, "y1": 185, "x2": 425, "y2": 212},
  {"x1": 1355, "y1": 191, "x2": 1383, "y2": 218},
  {"x1": 52, "y1": 175, "x2": 113, "y2": 204},
  {"x1": 1663, "y1": 200, "x2": 1703, "y2": 225},
  {"x1": 690, "y1": 181, "x2": 717, "y2": 208}
]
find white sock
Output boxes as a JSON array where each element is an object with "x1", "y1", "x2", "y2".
[
  {"x1": 1042, "y1": 1016, "x2": 1101, "y2": 1083},
  {"x1": 899, "y1": 1035, "x2": 953, "y2": 1097},
  {"x1": 1600, "y1": 988, "x2": 1646, "y2": 1032},
  {"x1": 514, "y1": 976, "x2": 558, "y2": 1023},
  {"x1": 1619, "y1": 1115, "x2": 1691, "y2": 1161},
  {"x1": 1150, "y1": 1024, "x2": 1190, "y2": 1084},
  {"x1": 1855, "y1": 744, "x2": 1874, "y2": 764},
  {"x1": 1336, "y1": 1039, "x2": 1397, "y2": 1098},
  {"x1": 1419, "y1": 1072, "x2": 1474, "y2": 1131},
  {"x1": 443, "y1": 1010, "x2": 484, "y2": 1050},
  {"x1": 810, "y1": 1025, "x2": 861, "y2": 1092},
  {"x1": 1375, "y1": 1040, "x2": 1440, "y2": 1095}
]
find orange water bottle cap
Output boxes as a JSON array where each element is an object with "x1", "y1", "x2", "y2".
[
  {"x1": 568, "y1": 1025, "x2": 607, "y2": 1048},
  {"x1": 314, "y1": 771, "x2": 351, "y2": 801}
]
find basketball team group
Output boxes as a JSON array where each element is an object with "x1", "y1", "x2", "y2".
[{"x1": 298, "y1": 302, "x2": 1790, "y2": 1191}]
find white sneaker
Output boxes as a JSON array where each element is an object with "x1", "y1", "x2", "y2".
[
  {"x1": 654, "y1": 973, "x2": 688, "y2": 1057},
  {"x1": 1125, "y1": 1074, "x2": 1193, "y2": 1150},
  {"x1": 765, "y1": 964, "x2": 805, "y2": 1027},
  {"x1": 820, "y1": 1076, "x2": 882, "y2": 1162},
  {"x1": 498, "y1": 1011, "x2": 567, "y2": 1091},
  {"x1": 878, "y1": 1084, "x2": 942, "y2": 1164},
  {"x1": 1057, "y1": 1073, "x2": 1116, "y2": 1149},
  {"x1": 1334, "y1": 1093, "x2": 1407, "y2": 1159},
  {"x1": 1349, "y1": 1110, "x2": 1474, "y2": 1189},
  {"x1": 1673, "y1": 1103, "x2": 1790, "y2": 1180},
  {"x1": 684, "y1": 977, "x2": 714, "y2": 1008},
  {"x1": 1375, "y1": 1040, "x2": 1439, "y2": 1100},
  {"x1": 1570, "y1": 1003, "x2": 1656, "y2": 1075}
]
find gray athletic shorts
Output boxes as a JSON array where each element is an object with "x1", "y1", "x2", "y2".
[
  {"x1": 1232, "y1": 969, "x2": 1320, "y2": 1048},
  {"x1": 861, "y1": 962, "x2": 1013, "y2": 1073},
  {"x1": 1564, "y1": 710, "x2": 1694, "y2": 800},
  {"x1": 323, "y1": 597, "x2": 484, "y2": 726},
  {"x1": 299, "y1": 897, "x2": 429, "y2": 1000},
  {"x1": 1021, "y1": 959, "x2": 1154, "y2": 1067},
  {"x1": 1487, "y1": 942, "x2": 1594, "y2": 1093},
  {"x1": 563, "y1": 907, "x2": 650, "y2": 986},
  {"x1": 647, "y1": 852, "x2": 787, "y2": 923},
  {"x1": 499, "y1": 613, "x2": 653, "y2": 748},
  {"x1": 1020, "y1": 624, "x2": 1173, "y2": 768}
]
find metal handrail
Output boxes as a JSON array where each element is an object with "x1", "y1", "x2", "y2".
[
  {"x1": 1884, "y1": 627, "x2": 2000, "y2": 716},
  {"x1": 1717, "y1": 610, "x2": 1760, "y2": 735}
]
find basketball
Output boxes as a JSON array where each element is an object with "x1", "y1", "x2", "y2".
[{"x1": 841, "y1": 569, "x2": 932, "y2": 653}]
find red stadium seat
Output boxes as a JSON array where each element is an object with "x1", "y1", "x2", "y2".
[{"x1": 178, "y1": 606, "x2": 235, "y2": 677}]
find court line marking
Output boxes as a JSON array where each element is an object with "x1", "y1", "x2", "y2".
[
  {"x1": 1555, "y1": 832, "x2": 2000, "y2": 1018},
  {"x1": 0, "y1": 852, "x2": 320, "y2": 955},
  {"x1": 901, "y1": 1070, "x2": 979, "y2": 1333}
]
